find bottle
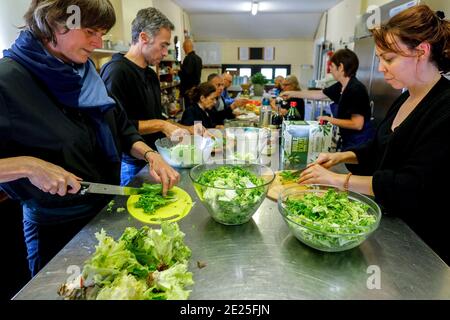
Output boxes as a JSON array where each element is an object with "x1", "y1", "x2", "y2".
[
  {"x1": 284, "y1": 101, "x2": 301, "y2": 121},
  {"x1": 259, "y1": 97, "x2": 272, "y2": 128},
  {"x1": 270, "y1": 97, "x2": 283, "y2": 128}
]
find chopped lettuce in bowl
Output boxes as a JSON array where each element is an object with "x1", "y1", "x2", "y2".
[
  {"x1": 190, "y1": 164, "x2": 275, "y2": 225},
  {"x1": 278, "y1": 185, "x2": 381, "y2": 252}
]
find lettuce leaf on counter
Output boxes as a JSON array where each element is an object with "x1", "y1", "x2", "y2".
[{"x1": 58, "y1": 222, "x2": 193, "y2": 300}]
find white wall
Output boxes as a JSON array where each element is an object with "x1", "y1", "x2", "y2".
[
  {"x1": 120, "y1": 0, "x2": 154, "y2": 46},
  {"x1": 197, "y1": 39, "x2": 315, "y2": 88},
  {"x1": 108, "y1": 0, "x2": 125, "y2": 43},
  {"x1": 0, "y1": 0, "x2": 30, "y2": 54},
  {"x1": 422, "y1": 0, "x2": 450, "y2": 12},
  {"x1": 110, "y1": 0, "x2": 186, "y2": 56},
  {"x1": 329, "y1": 0, "x2": 362, "y2": 49},
  {"x1": 153, "y1": 0, "x2": 185, "y2": 58}
]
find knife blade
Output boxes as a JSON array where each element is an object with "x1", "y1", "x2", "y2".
[{"x1": 79, "y1": 182, "x2": 142, "y2": 196}]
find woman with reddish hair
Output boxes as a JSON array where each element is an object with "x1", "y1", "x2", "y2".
[{"x1": 298, "y1": 5, "x2": 450, "y2": 264}]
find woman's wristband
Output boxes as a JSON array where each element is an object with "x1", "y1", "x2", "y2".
[
  {"x1": 143, "y1": 149, "x2": 158, "y2": 163},
  {"x1": 343, "y1": 172, "x2": 352, "y2": 191}
]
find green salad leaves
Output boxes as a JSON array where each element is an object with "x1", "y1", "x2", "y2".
[
  {"x1": 196, "y1": 166, "x2": 266, "y2": 225},
  {"x1": 279, "y1": 170, "x2": 301, "y2": 184},
  {"x1": 134, "y1": 183, "x2": 177, "y2": 214},
  {"x1": 58, "y1": 222, "x2": 193, "y2": 300},
  {"x1": 284, "y1": 189, "x2": 377, "y2": 250}
]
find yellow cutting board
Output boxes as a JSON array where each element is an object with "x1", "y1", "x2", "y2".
[
  {"x1": 126, "y1": 186, "x2": 193, "y2": 224},
  {"x1": 267, "y1": 170, "x2": 307, "y2": 202}
]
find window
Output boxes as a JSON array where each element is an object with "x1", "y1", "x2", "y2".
[
  {"x1": 261, "y1": 68, "x2": 273, "y2": 80},
  {"x1": 222, "y1": 64, "x2": 291, "y2": 83},
  {"x1": 239, "y1": 68, "x2": 252, "y2": 77},
  {"x1": 275, "y1": 68, "x2": 288, "y2": 78}
]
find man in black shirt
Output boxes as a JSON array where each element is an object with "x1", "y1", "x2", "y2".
[
  {"x1": 101, "y1": 8, "x2": 204, "y2": 185},
  {"x1": 178, "y1": 38, "x2": 202, "y2": 103}
]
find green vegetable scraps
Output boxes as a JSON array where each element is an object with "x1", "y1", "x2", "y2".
[
  {"x1": 135, "y1": 183, "x2": 177, "y2": 214},
  {"x1": 279, "y1": 170, "x2": 301, "y2": 184},
  {"x1": 106, "y1": 200, "x2": 115, "y2": 213},
  {"x1": 284, "y1": 189, "x2": 376, "y2": 249},
  {"x1": 58, "y1": 222, "x2": 193, "y2": 300}
]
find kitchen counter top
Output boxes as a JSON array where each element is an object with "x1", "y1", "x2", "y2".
[{"x1": 13, "y1": 158, "x2": 450, "y2": 300}]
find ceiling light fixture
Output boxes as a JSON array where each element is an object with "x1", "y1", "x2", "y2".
[{"x1": 251, "y1": 1, "x2": 258, "y2": 16}]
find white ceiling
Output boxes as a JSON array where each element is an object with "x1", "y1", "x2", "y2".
[{"x1": 171, "y1": 0, "x2": 343, "y2": 40}]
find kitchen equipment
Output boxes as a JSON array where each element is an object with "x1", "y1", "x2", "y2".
[
  {"x1": 224, "y1": 127, "x2": 270, "y2": 163},
  {"x1": 79, "y1": 182, "x2": 142, "y2": 196},
  {"x1": 126, "y1": 186, "x2": 193, "y2": 224},
  {"x1": 189, "y1": 163, "x2": 275, "y2": 225},
  {"x1": 259, "y1": 98, "x2": 272, "y2": 127},
  {"x1": 278, "y1": 184, "x2": 381, "y2": 252},
  {"x1": 266, "y1": 170, "x2": 306, "y2": 201},
  {"x1": 155, "y1": 136, "x2": 214, "y2": 168}
]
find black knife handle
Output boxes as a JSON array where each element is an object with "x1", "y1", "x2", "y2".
[{"x1": 79, "y1": 182, "x2": 90, "y2": 195}]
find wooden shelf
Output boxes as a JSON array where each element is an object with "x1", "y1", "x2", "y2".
[{"x1": 161, "y1": 82, "x2": 180, "y2": 90}]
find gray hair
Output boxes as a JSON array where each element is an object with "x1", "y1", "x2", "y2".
[
  {"x1": 207, "y1": 73, "x2": 221, "y2": 82},
  {"x1": 24, "y1": 0, "x2": 116, "y2": 45},
  {"x1": 131, "y1": 7, "x2": 174, "y2": 44},
  {"x1": 285, "y1": 75, "x2": 301, "y2": 91}
]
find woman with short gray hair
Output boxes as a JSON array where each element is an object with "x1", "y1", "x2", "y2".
[{"x1": 0, "y1": 0, "x2": 179, "y2": 276}]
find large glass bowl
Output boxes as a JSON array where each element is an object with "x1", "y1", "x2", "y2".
[
  {"x1": 190, "y1": 163, "x2": 275, "y2": 225},
  {"x1": 278, "y1": 185, "x2": 381, "y2": 252},
  {"x1": 224, "y1": 127, "x2": 270, "y2": 163},
  {"x1": 155, "y1": 136, "x2": 214, "y2": 168}
]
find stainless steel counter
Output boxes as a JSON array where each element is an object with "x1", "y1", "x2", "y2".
[{"x1": 14, "y1": 163, "x2": 450, "y2": 300}]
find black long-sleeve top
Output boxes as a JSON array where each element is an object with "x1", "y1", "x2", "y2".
[
  {"x1": 180, "y1": 104, "x2": 214, "y2": 128},
  {"x1": 0, "y1": 57, "x2": 143, "y2": 218},
  {"x1": 100, "y1": 53, "x2": 165, "y2": 151},
  {"x1": 179, "y1": 51, "x2": 202, "y2": 97},
  {"x1": 350, "y1": 76, "x2": 450, "y2": 264}
]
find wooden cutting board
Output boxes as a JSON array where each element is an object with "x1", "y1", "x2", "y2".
[{"x1": 267, "y1": 170, "x2": 307, "y2": 201}]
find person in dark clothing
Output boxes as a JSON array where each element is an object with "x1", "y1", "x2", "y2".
[
  {"x1": 283, "y1": 49, "x2": 373, "y2": 151},
  {"x1": 0, "y1": 0, "x2": 179, "y2": 276},
  {"x1": 297, "y1": 5, "x2": 450, "y2": 265},
  {"x1": 180, "y1": 82, "x2": 217, "y2": 128},
  {"x1": 207, "y1": 73, "x2": 248, "y2": 126},
  {"x1": 178, "y1": 38, "x2": 202, "y2": 102},
  {"x1": 101, "y1": 8, "x2": 203, "y2": 186}
]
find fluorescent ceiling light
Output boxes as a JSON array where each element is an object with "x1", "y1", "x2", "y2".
[{"x1": 251, "y1": 2, "x2": 258, "y2": 15}]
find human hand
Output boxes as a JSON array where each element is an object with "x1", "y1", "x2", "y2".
[
  {"x1": 297, "y1": 164, "x2": 340, "y2": 185},
  {"x1": 145, "y1": 152, "x2": 180, "y2": 196},
  {"x1": 163, "y1": 122, "x2": 190, "y2": 141},
  {"x1": 313, "y1": 152, "x2": 342, "y2": 169},
  {"x1": 280, "y1": 91, "x2": 294, "y2": 99},
  {"x1": 231, "y1": 98, "x2": 249, "y2": 109},
  {"x1": 279, "y1": 108, "x2": 288, "y2": 117},
  {"x1": 189, "y1": 122, "x2": 209, "y2": 137},
  {"x1": 317, "y1": 115, "x2": 331, "y2": 124},
  {"x1": 24, "y1": 157, "x2": 82, "y2": 196}
]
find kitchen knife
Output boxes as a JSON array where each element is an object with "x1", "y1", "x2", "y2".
[{"x1": 79, "y1": 181, "x2": 142, "y2": 196}]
